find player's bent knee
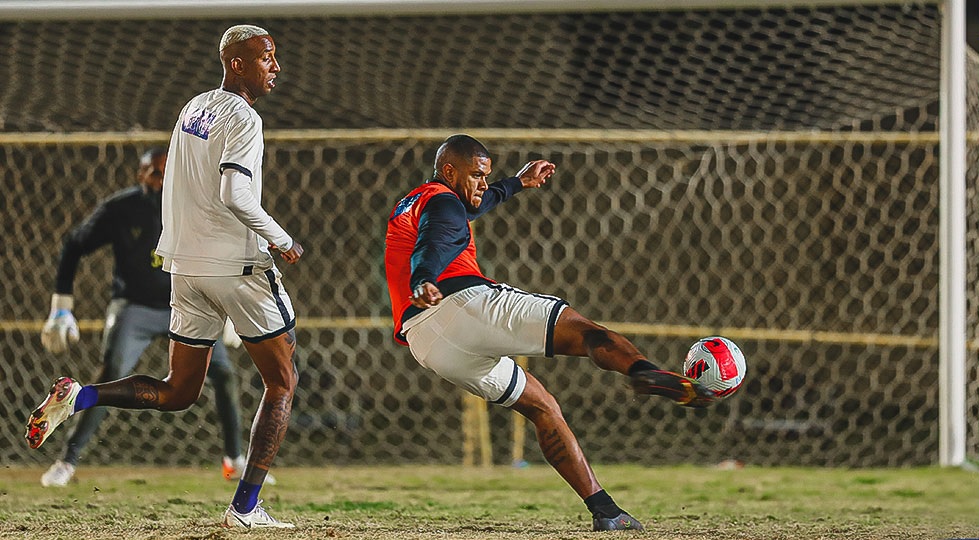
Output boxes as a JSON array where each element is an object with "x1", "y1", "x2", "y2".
[
  {"x1": 538, "y1": 393, "x2": 563, "y2": 419},
  {"x1": 158, "y1": 399, "x2": 193, "y2": 411},
  {"x1": 158, "y1": 397, "x2": 195, "y2": 411},
  {"x1": 261, "y1": 365, "x2": 298, "y2": 392},
  {"x1": 261, "y1": 369, "x2": 298, "y2": 396},
  {"x1": 514, "y1": 388, "x2": 563, "y2": 422},
  {"x1": 158, "y1": 388, "x2": 204, "y2": 411}
]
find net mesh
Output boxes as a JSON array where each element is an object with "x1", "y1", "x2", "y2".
[
  {"x1": 0, "y1": 7, "x2": 943, "y2": 132},
  {"x1": 1, "y1": 5, "x2": 977, "y2": 468}
]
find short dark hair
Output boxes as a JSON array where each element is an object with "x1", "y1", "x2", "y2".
[
  {"x1": 440, "y1": 134, "x2": 489, "y2": 160},
  {"x1": 434, "y1": 134, "x2": 489, "y2": 178}
]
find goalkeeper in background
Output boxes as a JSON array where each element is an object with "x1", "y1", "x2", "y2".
[{"x1": 37, "y1": 147, "x2": 264, "y2": 487}]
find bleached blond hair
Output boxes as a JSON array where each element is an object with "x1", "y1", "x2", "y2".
[{"x1": 219, "y1": 24, "x2": 269, "y2": 52}]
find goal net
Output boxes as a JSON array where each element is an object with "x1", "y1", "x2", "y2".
[{"x1": 1, "y1": 4, "x2": 976, "y2": 468}]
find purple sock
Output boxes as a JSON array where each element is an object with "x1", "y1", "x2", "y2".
[
  {"x1": 73, "y1": 386, "x2": 98, "y2": 412},
  {"x1": 231, "y1": 480, "x2": 262, "y2": 514}
]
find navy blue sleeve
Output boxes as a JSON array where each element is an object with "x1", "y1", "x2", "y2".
[
  {"x1": 54, "y1": 201, "x2": 115, "y2": 294},
  {"x1": 410, "y1": 193, "x2": 470, "y2": 290},
  {"x1": 467, "y1": 176, "x2": 523, "y2": 220}
]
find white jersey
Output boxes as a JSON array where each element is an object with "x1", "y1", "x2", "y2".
[{"x1": 157, "y1": 88, "x2": 291, "y2": 276}]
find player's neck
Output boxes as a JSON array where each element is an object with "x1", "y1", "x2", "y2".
[{"x1": 220, "y1": 81, "x2": 256, "y2": 106}]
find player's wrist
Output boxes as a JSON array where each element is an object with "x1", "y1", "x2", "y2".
[
  {"x1": 276, "y1": 237, "x2": 293, "y2": 252},
  {"x1": 506, "y1": 176, "x2": 527, "y2": 190},
  {"x1": 411, "y1": 281, "x2": 432, "y2": 297}
]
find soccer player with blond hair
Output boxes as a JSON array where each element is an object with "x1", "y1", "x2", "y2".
[
  {"x1": 27, "y1": 24, "x2": 302, "y2": 529},
  {"x1": 36, "y1": 147, "x2": 258, "y2": 488}
]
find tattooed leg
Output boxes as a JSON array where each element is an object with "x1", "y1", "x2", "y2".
[
  {"x1": 240, "y1": 330, "x2": 299, "y2": 485},
  {"x1": 511, "y1": 371, "x2": 602, "y2": 499},
  {"x1": 240, "y1": 392, "x2": 293, "y2": 485},
  {"x1": 92, "y1": 375, "x2": 166, "y2": 408},
  {"x1": 90, "y1": 342, "x2": 211, "y2": 411}
]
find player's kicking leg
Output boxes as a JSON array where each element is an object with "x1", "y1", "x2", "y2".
[
  {"x1": 40, "y1": 302, "x2": 162, "y2": 486},
  {"x1": 26, "y1": 342, "x2": 212, "y2": 450},
  {"x1": 510, "y1": 372, "x2": 644, "y2": 531},
  {"x1": 402, "y1": 285, "x2": 645, "y2": 531},
  {"x1": 552, "y1": 307, "x2": 717, "y2": 408}
]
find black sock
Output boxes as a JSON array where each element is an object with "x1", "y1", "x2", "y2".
[
  {"x1": 628, "y1": 359, "x2": 659, "y2": 375},
  {"x1": 584, "y1": 489, "x2": 623, "y2": 519}
]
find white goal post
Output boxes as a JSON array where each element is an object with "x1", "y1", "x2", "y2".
[
  {"x1": 938, "y1": 0, "x2": 968, "y2": 467},
  {"x1": 0, "y1": 0, "x2": 972, "y2": 469}
]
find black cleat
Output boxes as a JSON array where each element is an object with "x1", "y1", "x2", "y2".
[
  {"x1": 630, "y1": 369, "x2": 716, "y2": 408},
  {"x1": 593, "y1": 511, "x2": 644, "y2": 531}
]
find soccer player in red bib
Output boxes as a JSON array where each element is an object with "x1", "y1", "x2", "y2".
[{"x1": 385, "y1": 134, "x2": 716, "y2": 532}]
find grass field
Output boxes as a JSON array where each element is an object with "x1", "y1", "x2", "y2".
[{"x1": 0, "y1": 464, "x2": 976, "y2": 539}]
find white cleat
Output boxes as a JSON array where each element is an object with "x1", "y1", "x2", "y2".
[
  {"x1": 26, "y1": 377, "x2": 82, "y2": 449},
  {"x1": 222, "y1": 501, "x2": 295, "y2": 529},
  {"x1": 222, "y1": 455, "x2": 276, "y2": 485},
  {"x1": 41, "y1": 460, "x2": 76, "y2": 487}
]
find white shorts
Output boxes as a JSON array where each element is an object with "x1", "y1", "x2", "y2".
[
  {"x1": 169, "y1": 265, "x2": 295, "y2": 346},
  {"x1": 401, "y1": 283, "x2": 567, "y2": 407}
]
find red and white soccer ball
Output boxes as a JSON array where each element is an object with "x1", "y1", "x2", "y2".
[{"x1": 682, "y1": 336, "x2": 746, "y2": 399}]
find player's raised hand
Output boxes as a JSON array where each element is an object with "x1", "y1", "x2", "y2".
[
  {"x1": 40, "y1": 294, "x2": 80, "y2": 353},
  {"x1": 515, "y1": 160, "x2": 555, "y2": 189}
]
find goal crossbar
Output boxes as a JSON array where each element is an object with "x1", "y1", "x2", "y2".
[{"x1": 2, "y1": 129, "x2": 975, "y2": 146}]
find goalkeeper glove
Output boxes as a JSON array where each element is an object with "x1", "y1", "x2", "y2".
[{"x1": 40, "y1": 294, "x2": 80, "y2": 353}]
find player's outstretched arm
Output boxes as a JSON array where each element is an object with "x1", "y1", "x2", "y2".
[
  {"x1": 468, "y1": 161, "x2": 555, "y2": 220},
  {"x1": 515, "y1": 159, "x2": 556, "y2": 189}
]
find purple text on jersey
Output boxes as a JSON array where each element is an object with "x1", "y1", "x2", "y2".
[{"x1": 181, "y1": 108, "x2": 217, "y2": 140}]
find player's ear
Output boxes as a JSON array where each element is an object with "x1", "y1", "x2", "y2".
[
  {"x1": 229, "y1": 56, "x2": 244, "y2": 76},
  {"x1": 440, "y1": 162, "x2": 455, "y2": 182}
]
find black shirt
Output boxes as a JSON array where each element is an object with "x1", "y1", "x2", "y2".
[{"x1": 54, "y1": 186, "x2": 170, "y2": 309}]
